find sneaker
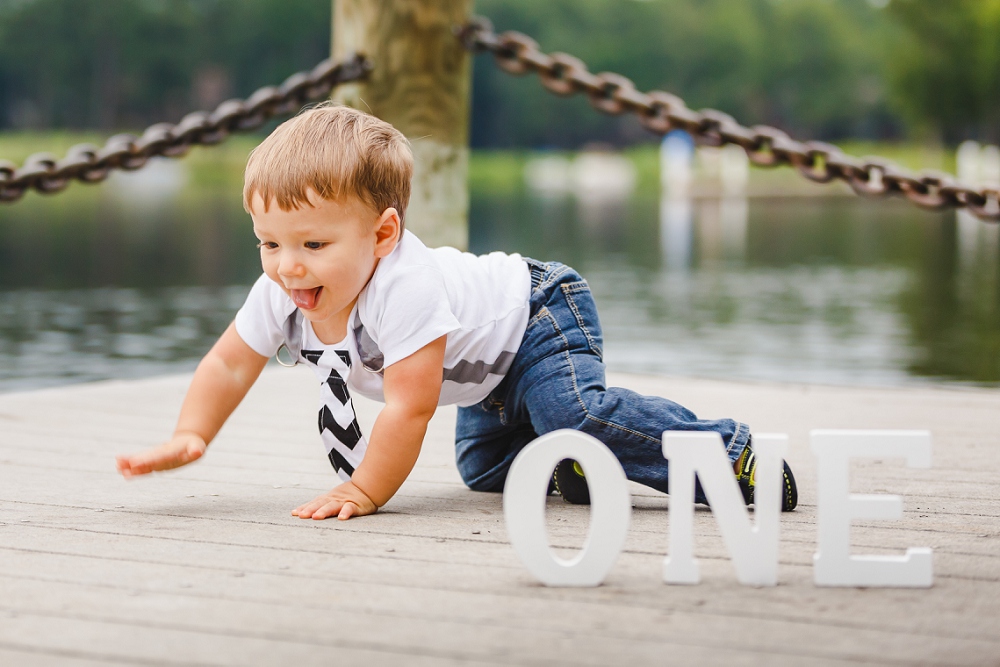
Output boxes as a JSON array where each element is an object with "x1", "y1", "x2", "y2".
[
  {"x1": 553, "y1": 458, "x2": 591, "y2": 505},
  {"x1": 734, "y1": 443, "x2": 798, "y2": 512}
]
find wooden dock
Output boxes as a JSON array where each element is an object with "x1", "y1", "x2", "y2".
[{"x1": 0, "y1": 367, "x2": 998, "y2": 666}]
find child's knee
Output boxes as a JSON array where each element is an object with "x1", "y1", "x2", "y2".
[
  {"x1": 455, "y1": 427, "x2": 538, "y2": 492},
  {"x1": 455, "y1": 439, "x2": 511, "y2": 492},
  {"x1": 456, "y1": 460, "x2": 508, "y2": 493}
]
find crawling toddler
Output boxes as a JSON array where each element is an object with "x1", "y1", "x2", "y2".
[{"x1": 116, "y1": 104, "x2": 797, "y2": 519}]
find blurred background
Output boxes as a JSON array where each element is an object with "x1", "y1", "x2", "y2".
[{"x1": 0, "y1": 0, "x2": 998, "y2": 391}]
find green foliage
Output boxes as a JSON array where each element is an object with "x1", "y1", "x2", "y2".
[
  {"x1": 0, "y1": 0, "x2": 983, "y2": 148},
  {"x1": 0, "y1": 0, "x2": 329, "y2": 130},
  {"x1": 467, "y1": 150, "x2": 530, "y2": 194},
  {"x1": 886, "y1": 0, "x2": 1000, "y2": 142},
  {"x1": 471, "y1": 0, "x2": 899, "y2": 147}
]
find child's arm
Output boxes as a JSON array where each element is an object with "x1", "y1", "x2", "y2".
[
  {"x1": 292, "y1": 335, "x2": 447, "y2": 520},
  {"x1": 116, "y1": 323, "x2": 268, "y2": 477}
]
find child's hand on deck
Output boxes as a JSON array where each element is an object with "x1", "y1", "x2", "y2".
[
  {"x1": 116, "y1": 432, "x2": 207, "y2": 478},
  {"x1": 292, "y1": 481, "x2": 377, "y2": 521}
]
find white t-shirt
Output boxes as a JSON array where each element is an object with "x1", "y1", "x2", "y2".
[{"x1": 235, "y1": 230, "x2": 532, "y2": 408}]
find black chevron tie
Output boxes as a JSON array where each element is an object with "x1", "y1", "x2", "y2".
[
  {"x1": 325, "y1": 371, "x2": 350, "y2": 405},
  {"x1": 302, "y1": 348, "x2": 362, "y2": 477},
  {"x1": 318, "y1": 404, "x2": 363, "y2": 450},
  {"x1": 302, "y1": 349, "x2": 324, "y2": 365},
  {"x1": 327, "y1": 449, "x2": 355, "y2": 476}
]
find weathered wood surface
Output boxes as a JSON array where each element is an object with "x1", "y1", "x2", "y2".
[{"x1": 0, "y1": 367, "x2": 998, "y2": 666}]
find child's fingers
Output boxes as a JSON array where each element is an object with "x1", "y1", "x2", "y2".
[
  {"x1": 116, "y1": 455, "x2": 145, "y2": 478},
  {"x1": 185, "y1": 442, "x2": 205, "y2": 462},
  {"x1": 291, "y1": 503, "x2": 318, "y2": 517},
  {"x1": 292, "y1": 505, "x2": 314, "y2": 518},
  {"x1": 127, "y1": 454, "x2": 162, "y2": 475},
  {"x1": 118, "y1": 451, "x2": 176, "y2": 477},
  {"x1": 117, "y1": 438, "x2": 206, "y2": 480},
  {"x1": 291, "y1": 495, "x2": 332, "y2": 518},
  {"x1": 311, "y1": 499, "x2": 345, "y2": 520},
  {"x1": 291, "y1": 486, "x2": 375, "y2": 521}
]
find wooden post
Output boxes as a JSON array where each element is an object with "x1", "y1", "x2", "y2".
[{"x1": 332, "y1": 0, "x2": 472, "y2": 249}]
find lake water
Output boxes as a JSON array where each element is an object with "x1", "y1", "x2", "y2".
[{"x1": 1, "y1": 159, "x2": 998, "y2": 392}]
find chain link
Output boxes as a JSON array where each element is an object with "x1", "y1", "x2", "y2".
[
  {"x1": 0, "y1": 54, "x2": 372, "y2": 203},
  {"x1": 458, "y1": 17, "x2": 1000, "y2": 222},
  {"x1": 8, "y1": 18, "x2": 998, "y2": 222}
]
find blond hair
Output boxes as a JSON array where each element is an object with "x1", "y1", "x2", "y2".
[{"x1": 243, "y1": 103, "x2": 413, "y2": 227}]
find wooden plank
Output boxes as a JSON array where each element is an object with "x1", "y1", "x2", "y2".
[
  {"x1": 0, "y1": 612, "x2": 502, "y2": 666},
  {"x1": 0, "y1": 646, "x2": 126, "y2": 667},
  {"x1": 0, "y1": 548, "x2": 996, "y2": 666}
]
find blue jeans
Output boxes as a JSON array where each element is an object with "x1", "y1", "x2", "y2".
[{"x1": 454, "y1": 259, "x2": 750, "y2": 501}]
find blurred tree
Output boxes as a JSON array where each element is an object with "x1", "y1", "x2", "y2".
[
  {"x1": 195, "y1": 0, "x2": 330, "y2": 106},
  {"x1": 470, "y1": 0, "x2": 900, "y2": 148},
  {"x1": 886, "y1": 0, "x2": 1000, "y2": 143},
  {"x1": 0, "y1": 0, "x2": 199, "y2": 129},
  {"x1": 0, "y1": 0, "x2": 329, "y2": 131},
  {"x1": 0, "y1": 0, "x2": 944, "y2": 149}
]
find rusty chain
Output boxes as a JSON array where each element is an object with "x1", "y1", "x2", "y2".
[
  {"x1": 458, "y1": 17, "x2": 1000, "y2": 222},
  {"x1": 0, "y1": 54, "x2": 372, "y2": 203},
  {"x1": 5, "y1": 17, "x2": 997, "y2": 221}
]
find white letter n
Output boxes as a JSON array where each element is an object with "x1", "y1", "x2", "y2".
[{"x1": 662, "y1": 432, "x2": 787, "y2": 587}]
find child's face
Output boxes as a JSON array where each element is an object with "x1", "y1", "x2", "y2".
[{"x1": 250, "y1": 189, "x2": 398, "y2": 336}]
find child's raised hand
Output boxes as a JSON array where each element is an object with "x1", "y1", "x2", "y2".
[
  {"x1": 116, "y1": 432, "x2": 207, "y2": 479},
  {"x1": 292, "y1": 481, "x2": 378, "y2": 521}
]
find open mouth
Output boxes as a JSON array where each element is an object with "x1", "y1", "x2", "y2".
[{"x1": 290, "y1": 287, "x2": 323, "y2": 310}]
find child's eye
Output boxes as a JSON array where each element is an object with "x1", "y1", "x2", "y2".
[
  {"x1": 256, "y1": 241, "x2": 278, "y2": 249},
  {"x1": 304, "y1": 241, "x2": 328, "y2": 250}
]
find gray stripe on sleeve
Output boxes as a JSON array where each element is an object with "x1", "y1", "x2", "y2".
[{"x1": 443, "y1": 350, "x2": 517, "y2": 385}]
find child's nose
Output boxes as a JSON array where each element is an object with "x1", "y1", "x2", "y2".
[{"x1": 277, "y1": 251, "x2": 306, "y2": 278}]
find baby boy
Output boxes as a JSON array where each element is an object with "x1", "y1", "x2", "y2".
[{"x1": 116, "y1": 104, "x2": 797, "y2": 519}]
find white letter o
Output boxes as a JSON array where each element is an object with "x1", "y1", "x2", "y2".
[{"x1": 503, "y1": 429, "x2": 631, "y2": 586}]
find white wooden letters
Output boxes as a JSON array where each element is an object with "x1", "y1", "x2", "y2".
[
  {"x1": 503, "y1": 430, "x2": 632, "y2": 586},
  {"x1": 811, "y1": 430, "x2": 933, "y2": 588},
  {"x1": 503, "y1": 428, "x2": 933, "y2": 589},
  {"x1": 662, "y1": 432, "x2": 786, "y2": 586}
]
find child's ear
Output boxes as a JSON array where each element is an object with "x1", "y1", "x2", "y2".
[{"x1": 373, "y1": 207, "x2": 400, "y2": 258}]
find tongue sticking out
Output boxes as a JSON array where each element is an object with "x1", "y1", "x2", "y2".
[{"x1": 291, "y1": 287, "x2": 322, "y2": 310}]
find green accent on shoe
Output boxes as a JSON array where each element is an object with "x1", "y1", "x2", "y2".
[
  {"x1": 735, "y1": 443, "x2": 798, "y2": 512},
  {"x1": 553, "y1": 458, "x2": 591, "y2": 505}
]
